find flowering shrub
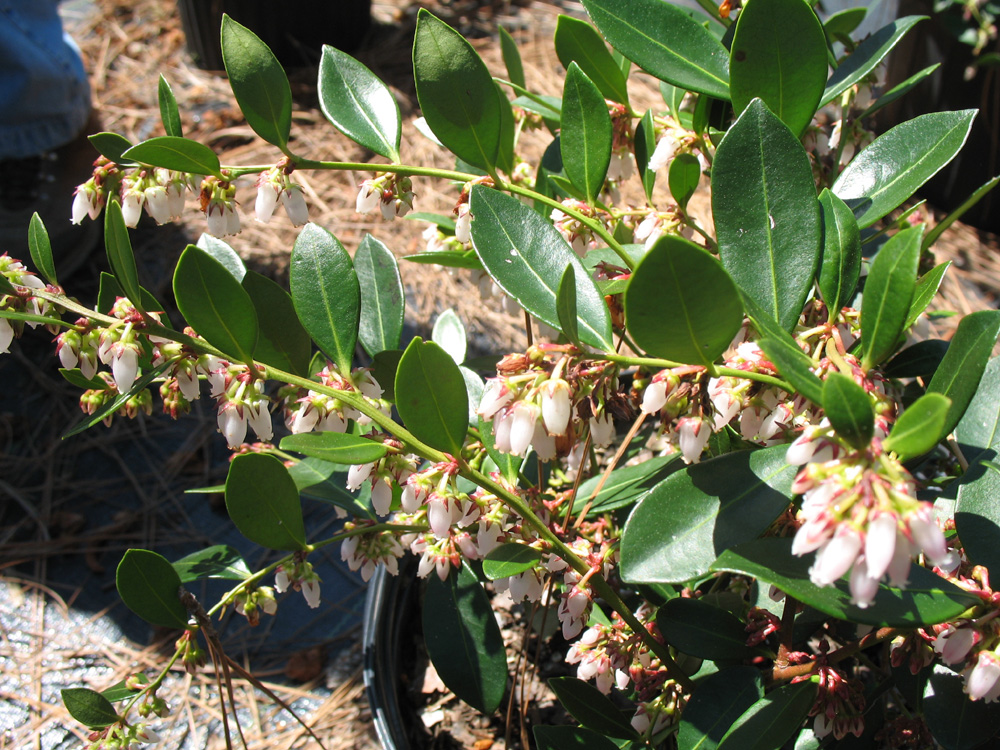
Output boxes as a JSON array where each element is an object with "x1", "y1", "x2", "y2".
[{"x1": 5, "y1": 0, "x2": 1000, "y2": 746}]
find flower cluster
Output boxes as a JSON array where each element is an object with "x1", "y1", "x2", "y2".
[
  {"x1": 84, "y1": 721, "x2": 160, "y2": 750},
  {"x1": 274, "y1": 555, "x2": 322, "y2": 609},
  {"x1": 282, "y1": 363, "x2": 387, "y2": 434},
  {"x1": 355, "y1": 172, "x2": 414, "y2": 220},
  {"x1": 254, "y1": 160, "x2": 309, "y2": 226}
]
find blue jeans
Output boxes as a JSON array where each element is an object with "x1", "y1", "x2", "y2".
[{"x1": 0, "y1": 1, "x2": 91, "y2": 159}]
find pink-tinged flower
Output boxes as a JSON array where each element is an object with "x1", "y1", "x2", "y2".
[
  {"x1": 282, "y1": 186, "x2": 309, "y2": 226},
  {"x1": 849, "y1": 558, "x2": 879, "y2": 608},
  {"x1": 290, "y1": 402, "x2": 320, "y2": 434},
  {"x1": 111, "y1": 346, "x2": 140, "y2": 394},
  {"x1": 641, "y1": 379, "x2": 668, "y2": 415},
  {"x1": 492, "y1": 410, "x2": 514, "y2": 453},
  {"x1": 540, "y1": 378, "x2": 572, "y2": 435},
  {"x1": 864, "y1": 512, "x2": 898, "y2": 580},
  {"x1": 810, "y1": 526, "x2": 862, "y2": 586},
  {"x1": 532, "y1": 421, "x2": 557, "y2": 462},
  {"x1": 0, "y1": 318, "x2": 14, "y2": 354},
  {"x1": 648, "y1": 134, "x2": 679, "y2": 172},
  {"x1": 590, "y1": 413, "x2": 615, "y2": 446},
  {"x1": 176, "y1": 366, "x2": 200, "y2": 402},
  {"x1": 936, "y1": 625, "x2": 977, "y2": 665},
  {"x1": 887, "y1": 531, "x2": 912, "y2": 588},
  {"x1": 908, "y1": 505, "x2": 949, "y2": 566},
  {"x1": 144, "y1": 185, "x2": 171, "y2": 224},
  {"x1": 454, "y1": 202, "x2": 471, "y2": 243},
  {"x1": 135, "y1": 724, "x2": 161, "y2": 744},
  {"x1": 71, "y1": 185, "x2": 102, "y2": 224},
  {"x1": 217, "y1": 400, "x2": 248, "y2": 449},
  {"x1": 371, "y1": 478, "x2": 392, "y2": 516},
  {"x1": 478, "y1": 379, "x2": 513, "y2": 419},
  {"x1": 356, "y1": 180, "x2": 380, "y2": 214},
  {"x1": 509, "y1": 401, "x2": 539, "y2": 456},
  {"x1": 347, "y1": 462, "x2": 374, "y2": 492},
  {"x1": 301, "y1": 579, "x2": 321, "y2": 609},
  {"x1": 166, "y1": 180, "x2": 186, "y2": 218},
  {"x1": 121, "y1": 189, "x2": 144, "y2": 228},
  {"x1": 965, "y1": 651, "x2": 1000, "y2": 702},
  {"x1": 255, "y1": 182, "x2": 280, "y2": 223},
  {"x1": 476, "y1": 520, "x2": 503, "y2": 556},
  {"x1": 246, "y1": 400, "x2": 272, "y2": 442},
  {"x1": 274, "y1": 567, "x2": 290, "y2": 593},
  {"x1": 677, "y1": 416, "x2": 711, "y2": 464}
]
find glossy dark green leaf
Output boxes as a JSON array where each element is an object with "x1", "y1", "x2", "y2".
[
  {"x1": 924, "y1": 664, "x2": 1000, "y2": 750},
  {"x1": 858, "y1": 63, "x2": 940, "y2": 120},
  {"x1": 657, "y1": 598, "x2": 758, "y2": 660},
  {"x1": 956, "y1": 357, "x2": 1000, "y2": 466},
  {"x1": 534, "y1": 726, "x2": 621, "y2": 750},
  {"x1": 711, "y1": 537, "x2": 979, "y2": 627},
  {"x1": 289, "y1": 223, "x2": 359, "y2": 375},
  {"x1": 100, "y1": 674, "x2": 148, "y2": 703},
  {"x1": 370, "y1": 349, "x2": 402, "y2": 404},
  {"x1": 413, "y1": 9, "x2": 501, "y2": 172},
  {"x1": 817, "y1": 189, "x2": 861, "y2": 317},
  {"x1": 104, "y1": 200, "x2": 143, "y2": 309},
  {"x1": 59, "y1": 368, "x2": 106, "y2": 390},
  {"x1": 158, "y1": 74, "x2": 182, "y2": 138},
  {"x1": 823, "y1": 372, "x2": 874, "y2": 450},
  {"x1": 404, "y1": 250, "x2": 482, "y2": 270},
  {"x1": 625, "y1": 235, "x2": 743, "y2": 366},
  {"x1": 88, "y1": 132, "x2": 138, "y2": 167},
  {"x1": 469, "y1": 186, "x2": 613, "y2": 351},
  {"x1": 499, "y1": 26, "x2": 526, "y2": 89},
  {"x1": 221, "y1": 14, "x2": 292, "y2": 149},
  {"x1": 355, "y1": 235, "x2": 404, "y2": 357},
  {"x1": 241, "y1": 270, "x2": 311, "y2": 376},
  {"x1": 573, "y1": 455, "x2": 682, "y2": 516},
  {"x1": 713, "y1": 99, "x2": 821, "y2": 331},
  {"x1": 479, "y1": 416, "x2": 522, "y2": 485},
  {"x1": 677, "y1": 668, "x2": 763, "y2": 750},
  {"x1": 280, "y1": 431, "x2": 389, "y2": 465},
  {"x1": 580, "y1": 0, "x2": 730, "y2": 99},
  {"x1": 928, "y1": 310, "x2": 1000, "y2": 438},
  {"x1": 482, "y1": 543, "x2": 544, "y2": 580},
  {"x1": 823, "y1": 7, "x2": 867, "y2": 41},
  {"x1": 742, "y1": 294, "x2": 825, "y2": 405},
  {"x1": 496, "y1": 83, "x2": 516, "y2": 176},
  {"x1": 728, "y1": 0, "x2": 827, "y2": 136},
  {"x1": 432, "y1": 308, "x2": 467, "y2": 365},
  {"x1": 635, "y1": 109, "x2": 657, "y2": 203},
  {"x1": 905, "y1": 262, "x2": 951, "y2": 331},
  {"x1": 116, "y1": 549, "x2": 189, "y2": 628},
  {"x1": 821, "y1": 16, "x2": 926, "y2": 107},
  {"x1": 620, "y1": 445, "x2": 797, "y2": 583},
  {"x1": 424, "y1": 562, "x2": 507, "y2": 714},
  {"x1": 884, "y1": 393, "x2": 951, "y2": 461},
  {"x1": 859, "y1": 225, "x2": 922, "y2": 370},
  {"x1": 716, "y1": 681, "x2": 815, "y2": 750},
  {"x1": 561, "y1": 63, "x2": 612, "y2": 204},
  {"x1": 288, "y1": 457, "x2": 373, "y2": 520},
  {"x1": 172, "y1": 545, "x2": 250, "y2": 583},
  {"x1": 832, "y1": 110, "x2": 976, "y2": 228},
  {"x1": 60, "y1": 688, "x2": 120, "y2": 729},
  {"x1": 549, "y1": 677, "x2": 639, "y2": 740},
  {"x1": 173, "y1": 244, "x2": 258, "y2": 363},
  {"x1": 62, "y1": 364, "x2": 169, "y2": 439},
  {"x1": 318, "y1": 45, "x2": 401, "y2": 162},
  {"x1": 225, "y1": 453, "x2": 306, "y2": 551},
  {"x1": 956, "y1": 458, "x2": 1000, "y2": 576},
  {"x1": 555, "y1": 15, "x2": 629, "y2": 104},
  {"x1": 557, "y1": 265, "x2": 584, "y2": 349},
  {"x1": 196, "y1": 233, "x2": 246, "y2": 281},
  {"x1": 123, "y1": 136, "x2": 222, "y2": 177},
  {"x1": 395, "y1": 337, "x2": 468, "y2": 455},
  {"x1": 885, "y1": 339, "x2": 950, "y2": 379},
  {"x1": 668, "y1": 153, "x2": 701, "y2": 211},
  {"x1": 27, "y1": 212, "x2": 57, "y2": 285}
]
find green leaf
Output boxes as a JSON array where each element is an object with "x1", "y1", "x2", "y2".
[
  {"x1": 956, "y1": 357, "x2": 1000, "y2": 465},
  {"x1": 660, "y1": 81, "x2": 687, "y2": 123},
  {"x1": 104, "y1": 200, "x2": 143, "y2": 309},
  {"x1": 625, "y1": 235, "x2": 744, "y2": 366},
  {"x1": 61, "y1": 688, "x2": 120, "y2": 729},
  {"x1": 88, "y1": 132, "x2": 138, "y2": 167},
  {"x1": 100, "y1": 674, "x2": 148, "y2": 703},
  {"x1": 905, "y1": 262, "x2": 951, "y2": 331},
  {"x1": 479, "y1": 416, "x2": 522, "y2": 485},
  {"x1": 549, "y1": 677, "x2": 639, "y2": 740},
  {"x1": 395, "y1": 337, "x2": 468, "y2": 455},
  {"x1": 927, "y1": 310, "x2": 1000, "y2": 438},
  {"x1": 668, "y1": 153, "x2": 701, "y2": 210},
  {"x1": 859, "y1": 225, "x2": 922, "y2": 370},
  {"x1": 716, "y1": 681, "x2": 815, "y2": 750},
  {"x1": 496, "y1": 83, "x2": 516, "y2": 176},
  {"x1": 573, "y1": 455, "x2": 682, "y2": 516},
  {"x1": 413, "y1": 10, "x2": 501, "y2": 172},
  {"x1": 620, "y1": 445, "x2": 797, "y2": 583},
  {"x1": 728, "y1": 0, "x2": 827, "y2": 136},
  {"x1": 432, "y1": 308, "x2": 467, "y2": 365},
  {"x1": 318, "y1": 45, "x2": 401, "y2": 162},
  {"x1": 158, "y1": 74, "x2": 182, "y2": 137},
  {"x1": 424, "y1": 562, "x2": 507, "y2": 714},
  {"x1": 123, "y1": 136, "x2": 222, "y2": 177},
  {"x1": 27, "y1": 213, "x2": 57, "y2": 285},
  {"x1": 820, "y1": 16, "x2": 926, "y2": 107},
  {"x1": 557, "y1": 265, "x2": 584, "y2": 348},
  {"x1": 579, "y1": 0, "x2": 730, "y2": 99},
  {"x1": 116, "y1": 549, "x2": 189, "y2": 628},
  {"x1": 499, "y1": 26, "x2": 526, "y2": 89},
  {"x1": 225, "y1": 453, "x2": 306, "y2": 551},
  {"x1": 482, "y1": 543, "x2": 544, "y2": 580},
  {"x1": 884, "y1": 392, "x2": 951, "y2": 461},
  {"x1": 196, "y1": 233, "x2": 246, "y2": 281},
  {"x1": 469, "y1": 186, "x2": 613, "y2": 351},
  {"x1": 221, "y1": 14, "x2": 292, "y2": 149},
  {"x1": 555, "y1": 15, "x2": 630, "y2": 104},
  {"x1": 370, "y1": 349, "x2": 402, "y2": 404},
  {"x1": 713, "y1": 99, "x2": 821, "y2": 331},
  {"x1": 59, "y1": 368, "x2": 107, "y2": 391},
  {"x1": 956, "y1": 458, "x2": 1000, "y2": 578},
  {"x1": 817, "y1": 189, "x2": 861, "y2": 317},
  {"x1": 926, "y1": 665, "x2": 1000, "y2": 750},
  {"x1": 561, "y1": 63, "x2": 613, "y2": 204},
  {"x1": 172, "y1": 545, "x2": 250, "y2": 583},
  {"x1": 823, "y1": 8, "x2": 867, "y2": 41},
  {"x1": 832, "y1": 110, "x2": 977, "y2": 228},
  {"x1": 279, "y1": 432, "x2": 389, "y2": 465},
  {"x1": 823, "y1": 372, "x2": 875, "y2": 450},
  {"x1": 355, "y1": 235, "x2": 404, "y2": 357},
  {"x1": 241, "y1": 270, "x2": 311, "y2": 376},
  {"x1": 635, "y1": 110, "x2": 657, "y2": 203},
  {"x1": 656, "y1": 598, "x2": 758, "y2": 660},
  {"x1": 677, "y1": 668, "x2": 763, "y2": 750},
  {"x1": 858, "y1": 63, "x2": 940, "y2": 120},
  {"x1": 289, "y1": 223, "x2": 360, "y2": 375},
  {"x1": 287, "y1": 457, "x2": 373, "y2": 520},
  {"x1": 404, "y1": 250, "x2": 483, "y2": 270},
  {"x1": 173, "y1": 244, "x2": 258, "y2": 363},
  {"x1": 62, "y1": 364, "x2": 170, "y2": 439},
  {"x1": 711, "y1": 537, "x2": 979, "y2": 627},
  {"x1": 885, "y1": 339, "x2": 950, "y2": 379}
]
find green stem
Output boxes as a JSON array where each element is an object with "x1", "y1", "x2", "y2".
[
  {"x1": 694, "y1": 0, "x2": 729, "y2": 26},
  {"x1": 599, "y1": 353, "x2": 793, "y2": 391}
]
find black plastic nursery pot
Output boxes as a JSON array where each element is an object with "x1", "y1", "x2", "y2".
[{"x1": 177, "y1": 0, "x2": 372, "y2": 69}]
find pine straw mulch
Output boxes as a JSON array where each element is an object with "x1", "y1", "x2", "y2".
[{"x1": 3, "y1": 1, "x2": 1000, "y2": 749}]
